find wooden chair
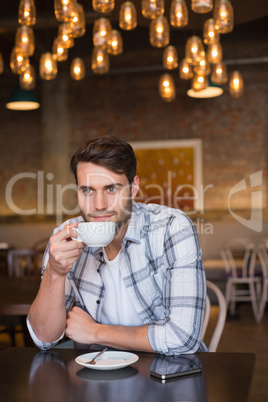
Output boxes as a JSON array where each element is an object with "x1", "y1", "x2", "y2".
[
  {"x1": 7, "y1": 249, "x2": 43, "y2": 277},
  {"x1": 202, "y1": 280, "x2": 227, "y2": 352},
  {"x1": 256, "y1": 243, "x2": 268, "y2": 323},
  {"x1": 220, "y1": 238, "x2": 261, "y2": 323}
]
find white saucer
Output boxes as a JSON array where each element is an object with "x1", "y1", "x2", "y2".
[{"x1": 75, "y1": 351, "x2": 139, "y2": 371}]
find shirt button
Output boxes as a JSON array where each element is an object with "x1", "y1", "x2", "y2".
[
  {"x1": 97, "y1": 269, "x2": 100, "y2": 273},
  {"x1": 99, "y1": 252, "x2": 103, "y2": 257},
  {"x1": 96, "y1": 300, "x2": 100, "y2": 304}
]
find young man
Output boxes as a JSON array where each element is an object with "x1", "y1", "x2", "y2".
[{"x1": 28, "y1": 136, "x2": 207, "y2": 355}]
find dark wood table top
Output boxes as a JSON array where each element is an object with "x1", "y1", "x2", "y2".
[
  {"x1": 0, "y1": 276, "x2": 40, "y2": 315},
  {"x1": 0, "y1": 348, "x2": 255, "y2": 402}
]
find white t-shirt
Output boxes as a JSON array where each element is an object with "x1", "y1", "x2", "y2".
[{"x1": 100, "y1": 248, "x2": 144, "y2": 326}]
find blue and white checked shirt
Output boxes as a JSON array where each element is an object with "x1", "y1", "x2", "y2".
[{"x1": 27, "y1": 202, "x2": 208, "y2": 355}]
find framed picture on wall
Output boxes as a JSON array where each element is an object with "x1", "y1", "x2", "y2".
[{"x1": 131, "y1": 139, "x2": 203, "y2": 213}]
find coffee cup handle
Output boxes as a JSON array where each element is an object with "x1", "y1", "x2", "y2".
[{"x1": 71, "y1": 228, "x2": 83, "y2": 243}]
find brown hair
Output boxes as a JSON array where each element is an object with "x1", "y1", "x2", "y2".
[{"x1": 70, "y1": 136, "x2": 137, "y2": 184}]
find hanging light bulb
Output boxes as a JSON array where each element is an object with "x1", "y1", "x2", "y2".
[
  {"x1": 54, "y1": 0, "x2": 78, "y2": 22},
  {"x1": 58, "y1": 23, "x2": 75, "y2": 48},
  {"x1": 229, "y1": 70, "x2": 244, "y2": 98},
  {"x1": 185, "y1": 36, "x2": 204, "y2": 65},
  {"x1": 119, "y1": 2, "x2": 137, "y2": 30},
  {"x1": 15, "y1": 26, "x2": 35, "y2": 57},
  {"x1": 39, "y1": 53, "x2": 58, "y2": 80},
  {"x1": 170, "y1": 0, "x2": 188, "y2": 28},
  {"x1": 163, "y1": 46, "x2": 178, "y2": 70},
  {"x1": 191, "y1": 74, "x2": 209, "y2": 91},
  {"x1": 107, "y1": 30, "x2": 123, "y2": 55},
  {"x1": 91, "y1": 47, "x2": 110, "y2": 74},
  {"x1": 142, "y1": 0, "x2": 164, "y2": 19},
  {"x1": 65, "y1": 3, "x2": 86, "y2": 38},
  {"x1": 194, "y1": 53, "x2": 211, "y2": 75},
  {"x1": 20, "y1": 63, "x2": 35, "y2": 90},
  {"x1": 92, "y1": 0, "x2": 115, "y2": 14},
  {"x1": 93, "y1": 18, "x2": 112, "y2": 49},
  {"x1": 10, "y1": 48, "x2": 28, "y2": 74},
  {"x1": 52, "y1": 37, "x2": 68, "y2": 61},
  {"x1": 211, "y1": 61, "x2": 228, "y2": 84},
  {"x1": 18, "y1": 0, "x2": 36, "y2": 26},
  {"x1": 203, "y1": 19, "x2": 220, "y2": 45},
  {"x1": 213, "y1": 0, "x2": 234, "y2": 33},
  {"x1": 179, "y1": 58, "x2": 194, "y2": 80},
  {"x1": 159, "y1": 73, "x2": 176, "y2": 102},
  {"x1": 70, "y1": 58, "x2": 85, "y2": 80},
  {"x1": 149, "y1": 16, "x2": 170, "y2": 48},
  {"x1": 191, "y1": 0, "x2": 213, "y2": 13},
  {"x1": 0, "y1": 53, "x2": 4, "y2": 74},
  {"x1": 207, "y1": 42, "x2": 223, "y2": 63}
]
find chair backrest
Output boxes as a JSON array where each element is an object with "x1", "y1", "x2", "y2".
[
  {"x1": 7, "y1": 249, "x2": 43, "y2": 277},
  {"x1": 220, "y1": 238, "x2": 256, "y2": 278},
  {"x1": 202, "y1": 280, "x2": 227, "y2": 352},
  {"x1": 256, "y1": 243, "x2": 268, "y2": 279}
]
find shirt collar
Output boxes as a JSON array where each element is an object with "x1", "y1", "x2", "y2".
[{"x1": 123, "y1": 201, "x2": 141, "y2": 245}]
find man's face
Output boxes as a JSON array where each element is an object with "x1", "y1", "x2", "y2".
[{"x1": 76, "y1": 162, "x2": 139, "y2": 230}]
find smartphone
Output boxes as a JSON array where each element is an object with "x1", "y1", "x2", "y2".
[
  {"x1": 150, "y1": 366, "x2": 202, "y2": 381},
  {"x1": 149, "y1": 354, "x2": 202, "y2": 382}
]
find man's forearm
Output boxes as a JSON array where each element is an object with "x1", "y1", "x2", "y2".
[{"x1": 28, "y1": 263, "x2": 67, "y2": 343}]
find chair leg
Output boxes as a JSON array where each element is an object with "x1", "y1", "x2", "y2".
[
  {"x1": 257, "y1": 280, "x2": 268, "y2": 323},
  {"x1": 225, "y1": 282, "x2": 236, "y2": 315},
  {"x1": 249, "y1": 282, "x2": 261, "y2": 323}
]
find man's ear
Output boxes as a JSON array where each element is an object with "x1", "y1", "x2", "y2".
[{"x1": 131, "y1": 175, "x2": 139, "y2": 199}]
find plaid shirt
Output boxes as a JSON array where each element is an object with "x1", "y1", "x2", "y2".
[{"x1": 28, "y1": 202, "x2": 207, "y2": 355}]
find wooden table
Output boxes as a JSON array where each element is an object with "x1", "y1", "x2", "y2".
[
  {"x1": 0, "y1": 348, "x2": 255, "y2": 402},
  {"x1": 0, "y1": 276, "x2": 40, "y2": 316}
]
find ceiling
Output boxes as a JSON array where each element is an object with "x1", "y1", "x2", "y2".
[{"x1": 0, "y1": 0, "x2": 267, "y2": 80}]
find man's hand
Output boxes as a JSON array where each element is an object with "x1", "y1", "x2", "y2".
[
  {"x1": 66, "y1": 306, "x2": 98, "y2": 345},
  {"x1": 48, "y1": 223, "x2": 85, "y2": 277}
]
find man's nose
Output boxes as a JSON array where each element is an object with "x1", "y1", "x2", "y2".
[{"x1": 94, "y1": 191, "x2": 107, "y2": 210}]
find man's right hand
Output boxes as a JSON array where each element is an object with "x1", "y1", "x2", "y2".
[{"x1": 48, "y1": 223, "x2": 85, "y2": 277}]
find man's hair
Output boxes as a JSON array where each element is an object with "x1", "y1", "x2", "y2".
[{"x1": 70, "y1": 136, "x2": 137, "y2": 184}]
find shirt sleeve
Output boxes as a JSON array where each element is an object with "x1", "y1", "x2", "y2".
[
  {"x1": 147, "y1": 214, "x2": 208, "y2": 355},
  {"x1": 26, "y1": 316, "x2": 65, "y2": 350}
]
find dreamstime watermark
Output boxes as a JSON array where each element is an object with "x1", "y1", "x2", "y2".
[{"x1": 4, "y1": 169, "x2": 264, "y2": 233}]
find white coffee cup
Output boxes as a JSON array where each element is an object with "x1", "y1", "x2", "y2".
[{"x1": 72, "y1": 222, "x2": 116, "y2": 247}]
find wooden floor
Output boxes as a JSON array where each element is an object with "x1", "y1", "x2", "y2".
[{"x1": 1, "y1": 303, "x2": 268, "y2": 402}]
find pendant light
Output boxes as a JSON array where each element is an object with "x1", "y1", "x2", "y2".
[
  {"x1": 149, "y1": 16, "x2": 170, "y2": 48},
  {"x1": 179, "y1": 58, "x2": 194, "y2": 80},
  {"x1": 70, "y1": 58, "x2": 85, "y2": 80},
  {"x1": 187, "y1": 77, "x2": 223, "y2": 98},
  {"x1": 20, "y1": 64, "x2": 36, "y2": 90},
  {"x1": 142, "y1": 0, "x2": 164, "y2": 19},
  {"x1": 18, "y1": 0, "x2": 36, "y2": 26},
  {"x1": 92, "y1": 0, "x2": 115, "y2": 14},
  {"x1": 6, "y1": 83, "x2": 40, "y2": 110},
  {"x1": 91, "y1": 47, "x2": 110, "y2": 74},
  {"x1": 207, "y1": 42, "x2": 223, "y2": 64},
  {"x1": 119, "y1": 2, "x2": 137, "y2": 30},
  {"x1": 15, "y1": 26, "x2": 35, "y2": 57},
  {"x1": 39, "y1": 53, "x2": 58, "y2": 80},
  {"x1": 170, "y1": 0, "x2": 188, "y2": 28},
  {"x1": 93, "y1": 18, "x2": 112, "y2": 48},
  {"x1": 107, "y1": 30, "x2": 123, "y2": 55},
  {"x1": 65, "y1": 3, "x2": 86, "y2": 38},
  {"x1": 159, "y1": 73, "x2": 176, "y2": 102},
  {"x1": 163, "y1": 46, "x2": 178, "y2": 70},
  {"x1": 10, "y1": 48, "x2": 28, "y2": 74},
  {"x1": 54, "y1": 0, "x2": 78, "y2": 22},
  {"x1": 211, "y1": 61, "x2": 228, "y2": 84},
  {"x1": 203, "y1": 19, "x2": 220, "y2": 45},
  {"x1": 229, "y1": 70, "x2": 244, "y2": 98},
  {"x1": 191, "y1": 0, "x2": 213, "y2": 13},
  {"x1": 52, "y1": 37, "x2": 68, "y2": 61},
  {"x1": 194, "y1": 54, "x2": 211, "y2": 76},
  {"x1": 213, "y1": 0, "x2": 234, "y2": 33},
  {"x1": 191, "y1": 74, "x2": 209, "y2": 91},
  {"x1": 185, "y1": 36, "x2": 204, "y2": 65},
  {"x1": 58, "y1": 23, "x2": 75, "y2": 48}
]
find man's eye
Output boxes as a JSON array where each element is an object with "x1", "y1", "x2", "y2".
[
  {"x1": 107, "y1": 187, "x2": 116, "y2": 193},
  {"x1": 83, "y1": 188, "x2": 92, "y2": 194}
]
